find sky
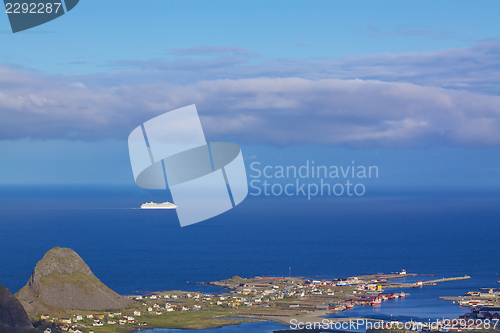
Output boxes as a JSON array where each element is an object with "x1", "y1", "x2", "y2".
[{"x1": 1, "y1": 0, "x2": 500, "y2": 189}]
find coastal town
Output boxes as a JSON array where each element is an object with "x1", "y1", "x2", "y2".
[{"x1": 33, "y1": 270, "x2": 500, "y2": 333}]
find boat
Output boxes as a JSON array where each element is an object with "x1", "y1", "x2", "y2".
[
  {"x1": 371, "y1": 298, "x2": 382, "y2": 306},
  {"x1": 141, "y1": 201, "x2": 177, "y2": 209}
]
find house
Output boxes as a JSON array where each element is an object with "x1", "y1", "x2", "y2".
[
  {"x1": 44, "y1": 329, "x2": 52, "y2": 333},
  {"x1": 147, "y1": 307, "x2": 153, "y2": 312},
  {"x1": 166, "y1": 307, "x2": 174, "y2": 312},
  {"x1": 86, "y1": 314, "x2": 94, "y2": 319},
  {"x1": 41, "y1": 315, "x2": 50, "y2": 320},
  {"x1": 75, "y1": 315, "x2": 83, "y2": 321},
  {"x1": 119, "y1": 319, "x2": 127, "y2": 325},
  {"x1": 475, "y1": 307, "x2": 500, "y2": 318},
  {"x1": 134, "y1": 311, "x2": 141, "y2": 316},
  {"x1": 181, "y1": 306, "x2": 189, "y2": 311},
  {"x1": 60, "y1": 319, "x2": 72, "y2": 324},
  {"x1": 107, "y1": 320, "x2": 116, "y2": 325}
]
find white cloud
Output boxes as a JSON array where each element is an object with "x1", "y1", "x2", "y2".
[
  {"x1": 100, "y1": 41, "x2": 500, "y2": 95},
  {"x1": 1, "y1": 42, "x2": 500, "y2": 148}
]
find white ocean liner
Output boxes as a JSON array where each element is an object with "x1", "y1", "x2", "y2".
[{"x1": 140, "y1": 201, "x2": 177, "y2": 209}]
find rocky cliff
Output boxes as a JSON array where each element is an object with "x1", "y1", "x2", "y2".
[
  {"x1": 16, "y1": 247, "x2": 133, "y2": 316},
  {"x1": 0, "y1": 285, "x2": 36, "y2": 333}
]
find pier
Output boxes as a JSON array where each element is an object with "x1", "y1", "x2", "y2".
[
  {"x1": 385, "y1": 275, "x2": 471, "y2": 289},
  {"x1": 421, "y1": 275, "x2": 471, "y2": 285}
]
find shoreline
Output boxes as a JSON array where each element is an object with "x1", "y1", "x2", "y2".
[{"x1": 34, "y1": 271, "x2": 484, "y2": 333}]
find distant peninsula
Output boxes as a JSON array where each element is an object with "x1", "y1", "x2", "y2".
[{"x1": 3, "y1": 247, "x2": 491, "y2": 333}]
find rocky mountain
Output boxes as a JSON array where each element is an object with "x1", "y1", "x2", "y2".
[
  {"x1": 16, "y1": 247, "x2": 133, "y2": 316},
  {"x1": 0, "y1": 285, "x2": 36, "y2": 333}
]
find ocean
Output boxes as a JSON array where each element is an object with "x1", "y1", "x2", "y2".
[{"x1": 0, "y1": 185, "x2": 499, "y2": 331}]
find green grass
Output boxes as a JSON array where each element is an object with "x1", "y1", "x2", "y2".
[{"x1": 40, "y1": 272, "x2": 114, "y2": 296}]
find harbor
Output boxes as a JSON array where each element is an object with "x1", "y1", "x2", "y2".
[{"x1": 34, "y1": 271, "x2": 494, "y2": 333}]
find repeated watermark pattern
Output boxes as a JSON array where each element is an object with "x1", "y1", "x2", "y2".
[
  {"x1": 249, "y1": 161, "x2": 379, "y2": 199},
  {"x1": 128, "y1": 105, "x2": 248, "y2": 227},
  {"x1": 3, "y1": 0, "x2": 79, "y2": 33},
  {"x1": 290, "y1": 318, "x2": 499, "y2": 331}
]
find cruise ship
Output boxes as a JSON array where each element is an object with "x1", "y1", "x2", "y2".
[{"x1": 140, "y1": 201, "x2": 177, "y2": 209}]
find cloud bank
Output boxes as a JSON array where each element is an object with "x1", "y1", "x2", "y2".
[{"x1": 1, "y1": 42, "x2": 500, "y2": 148}]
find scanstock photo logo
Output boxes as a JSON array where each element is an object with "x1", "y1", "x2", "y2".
[
  {"x1": 3, "y1": 0, "x2": 79, "y2": 33},
  {"x1": 128, "y1": 105, "x2": 248, "y2": 227}
]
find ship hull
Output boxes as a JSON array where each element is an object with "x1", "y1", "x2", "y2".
[
  {"x1": 141, "y1": 206, "x2": 176, "y2": 209},
  {"x1": 140, "y1": 201, "x2": 177, "y2": 209}
]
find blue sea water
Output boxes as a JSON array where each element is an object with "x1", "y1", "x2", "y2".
[{"x1": 0, "y1": 185, "x2": 499, "y2": 331}]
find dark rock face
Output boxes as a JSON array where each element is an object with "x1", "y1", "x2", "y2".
[
  {"x1": 0, "y1": 285, "x2": 35, "y2": 333},
  {"x1": 16, "y1": 247, "x2": 133, "y2": 315}
]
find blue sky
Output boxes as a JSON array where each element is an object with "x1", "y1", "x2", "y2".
[
  {"x1": 1, "y1": 0, "x2": 499, "y2": 73},
  {"x1": 1, "y1": 0, "x2": 500, "y2": 189}
]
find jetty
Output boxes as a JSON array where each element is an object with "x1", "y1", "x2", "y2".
[
  {"x1": 385, "y1": 275, "x2": 470, "y2": 289},
  {"x1": 422, "y1": 276, "x2": 471, "y2": 285}
]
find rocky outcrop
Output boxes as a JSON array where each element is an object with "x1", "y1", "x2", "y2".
[
  {"x1": 0, "y1": 285, "x2": 36, "y2": 333},
  {"x1": 16, "y1": 247, "x2": 133, "y2": 316}
]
